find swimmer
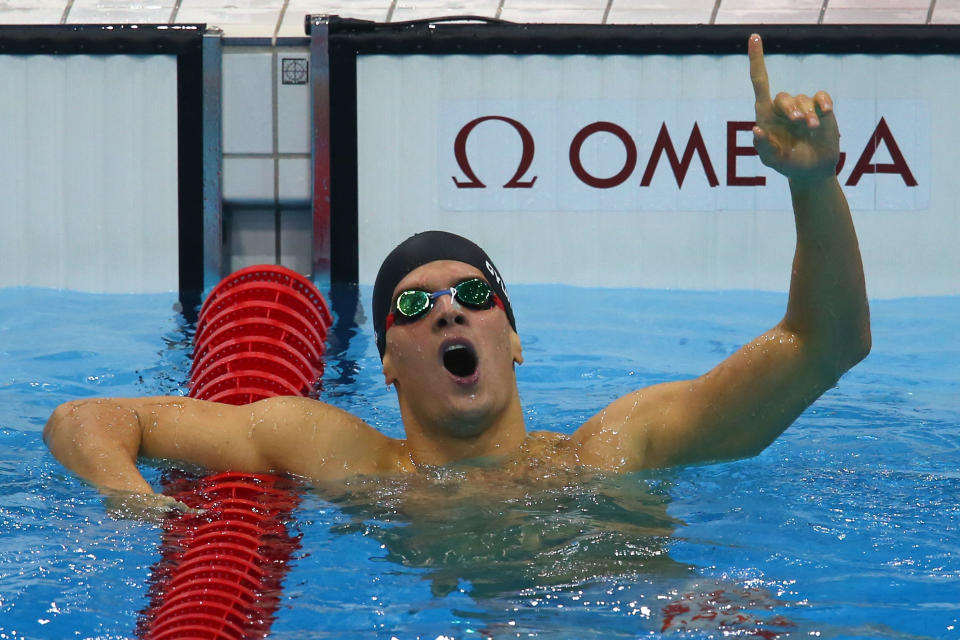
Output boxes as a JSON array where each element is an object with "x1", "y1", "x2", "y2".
[{"x1": 43, "y1": 34, "x2": 870, "y2": 510}]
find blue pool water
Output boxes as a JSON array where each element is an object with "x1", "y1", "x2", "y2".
[{"x1": 0, "y1": 286, "x2": 958, "y2": 639}]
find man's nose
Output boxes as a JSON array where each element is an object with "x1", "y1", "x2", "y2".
[{"x1": 432, "y1": 292, "x2": 466, "y2": 329}]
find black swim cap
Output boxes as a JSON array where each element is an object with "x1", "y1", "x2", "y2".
[{"x1": 373, "y1": 231, "x2": 516, "y2": 358}]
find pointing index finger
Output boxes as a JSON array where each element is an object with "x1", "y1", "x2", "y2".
[{"x1": 748, "y1": 33, "x2": 771, "y2": 105}]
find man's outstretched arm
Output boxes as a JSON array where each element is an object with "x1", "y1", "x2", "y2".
[
  {"x1": 573, "y1": 34, "x2": 870, "y2": 470},
  {"x1": 44, "y1": 395, "x2": 402, "y2": 499}
]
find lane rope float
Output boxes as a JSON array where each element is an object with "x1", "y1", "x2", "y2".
[{"x1": 140, "y1": 265, "x2": 332, "y2": 640}]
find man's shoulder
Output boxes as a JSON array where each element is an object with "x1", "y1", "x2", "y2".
[
  {"x1": 247, "y1": 396, "x2": 409, "y2": 478},
  {"x1": 252, "y1": 395, "x2": 367, "y2": 425},
  {"x1": 564, "y1": 386, "x2": 674, "y2": 471}
]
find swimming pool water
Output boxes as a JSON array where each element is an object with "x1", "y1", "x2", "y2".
[{"x1": 1, "y1": 286, "x2": 957, "y2": 639}]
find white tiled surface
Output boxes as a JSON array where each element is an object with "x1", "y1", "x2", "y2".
[
  {"x1": 500, "y1": 1, "x2": 608, "y2": 24},
  {"x1": 715, "y1": 9, "x2": 823, "y2": 23},
  {"x1": 714, "y1": 0, "x2": 821, "y2": 23},
  {"x1": 821, "y1": 0, "x2": 931, "y2": 24},
  {"x1": 276, "y1": 49, "x2": 311, "y2": 154},
  {"x1": 278, "y1": 158, "x2": 311, "y2": 202},
  {"x1": 933, "y1": 1, "x2": 960, "y2": 23},
  {"x1": 829, "y1": 0, "x2": 928, "y2": 8},
  {"x1": 720, "y1": 0, "x2": 821, "y2": 8},
  {"x1": 0, "y1": 0, "x2": 63, "y2": 23},
  {"x1": 278, "y1": 0, "x2": 389, "y2": 37},
  {"x1": 222, "y1": 52, "x2": 274, "y2": 154},
  {"x1": 226, "y1": 208, "x2": 277, "y2": 272},
  {"x1": 822, "y1": 8, "x2": 930, "y2": 23},
  {"x1": 3, "y1": 0, "x2": 954, "y2": 33},
  {"x1": 175, "y1": 0, "x2": 285, "y2": 37},
  {"x1": 220, "y1": 46, "x2": 311, "y2": 268},
  {"x1": 66, "y1": 0, "x2": 175, "y2": 23},
  {"x1": 611, "y1": 0, "x2": 714, "y2": 8},
  {"x1": 606, "y1": 8, "x2": 711, "y2": 24},
  {"x1": 8, "y1": 7, "x2": 60, "y2": 23},
  {"x1": 223, "y1": 157, "x2": 274, "y2": 202},
  {"x1": 391, "y1": 0, "x2": 500, "y2": 21},
  {"x1": 278, "y1": 207, "x2": 313, "y2": 273}
]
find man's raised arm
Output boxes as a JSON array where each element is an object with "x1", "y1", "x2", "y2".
[
  {"x1": 573, "y1": 34, "x2": 871, "y2": 470},
  {"x1": 748, "y1": 34, "x2": 871, "y2": 379}
]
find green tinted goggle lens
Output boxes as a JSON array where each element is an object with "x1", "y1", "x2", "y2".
[
  {"x1": 455, "y1": 278, "x2": 491, "y2": 306},
  {"x1": 396, "y1": 290, "x2": 430, "y2": 317},
  {"x1": 394, "y1": 278, "x2": 493, "y2": 321}
]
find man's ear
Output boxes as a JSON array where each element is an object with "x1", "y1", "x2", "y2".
[
  {"x1": 510, "y1": 331, "x2": 524, "y2": 365},
  {"x1": 382, "y1": 351, "x2": 398, "y2": 387}
]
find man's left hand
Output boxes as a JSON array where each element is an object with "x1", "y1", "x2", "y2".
[{"x1": 749, "y1": 33, "x2": 840, "y2": 182}]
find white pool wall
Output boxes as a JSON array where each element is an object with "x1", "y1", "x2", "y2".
[
  {"x1": 356, "y1": 52, "x2": 957, "y2": 298},
  {"x1": 0, "y1": 54, "x2": 179, "y2": 293},
  {"x1": 1, "y1": 1, "x2": 957, "y2": 296},
  {"x1": 220, "y1": 42, "x2": 314, "y2": 276}
]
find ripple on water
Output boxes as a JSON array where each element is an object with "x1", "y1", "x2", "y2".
[{"x1": 3, "y1": 288, "x2": 960, "y2": 639}]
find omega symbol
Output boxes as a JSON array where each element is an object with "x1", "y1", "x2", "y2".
[{"x1": 452, "y1": 116, "x2": 537, "y2": 189}]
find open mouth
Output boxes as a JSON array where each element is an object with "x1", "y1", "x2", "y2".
[{"x1": 442, "y1": 342, "x2": 478, "y2": 379}]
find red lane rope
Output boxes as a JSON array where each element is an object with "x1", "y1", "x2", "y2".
[{"x1": 140, "y1": 265, "x2": 331, "y2": 640}]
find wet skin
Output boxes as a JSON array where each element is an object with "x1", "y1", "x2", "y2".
[
  {"x1": 313, "y1": 462, "x2": 690, "y2": 599},
  {"x1": 380, "y1": 260, "x2": 530, "y2": 466}
]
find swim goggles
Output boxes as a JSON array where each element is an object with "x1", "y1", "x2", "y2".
[{"x1": 385, "y1": 278, "x2": 504, "y2": 330}]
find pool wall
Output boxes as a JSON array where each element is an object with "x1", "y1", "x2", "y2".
[
  {"x1": 0, "y1": 51, "x2": 179, "y2": 292},
  {"x1": 1, "y1": 13, "x2": 958, "y2": 301},
  {"x1": 0, "y1": 25, "x2": 208, "y2": 300},
  {"x1": 346, "y1": 24, "x2": 958, "y2": 298}
]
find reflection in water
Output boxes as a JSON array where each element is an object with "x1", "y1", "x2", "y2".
[
  {"x1": 136, "y1": 311, "x2": 194, "y2": 397},
  {"x1": 309, "y1": 466, "x2": 799, "y2": 637},
  {"x1": 323, "y1": 283, "x2": 365, "y2": 397},
  {"x1": 140, "y1": 471, "x2": 303, "y2": 640},
  {"x1": 319, "y1": 467, "x2": 690, "y2": 599}
]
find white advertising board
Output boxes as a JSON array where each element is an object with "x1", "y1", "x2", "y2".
[{"x1": 356, "y1": 53, "x2": 957, "y2": 298}]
